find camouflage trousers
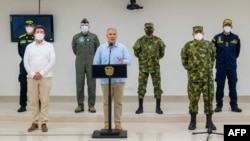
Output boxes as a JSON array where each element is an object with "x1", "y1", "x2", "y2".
[
  {"x1": 188, "y1": 80, "x2": 214, "y2": 114},
  {"x1": 137, "y1": 71, "x2": 163, "y2": 99}
]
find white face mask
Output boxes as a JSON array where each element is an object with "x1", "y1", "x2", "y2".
[
  {"x1": 223, "y1": 26, "x2": 232, "y2": 33},
  {"x1": 194, "y1": 33, "x2": 203, "y2": 41},
  {"x1": 35, "y1": 33, "x2": 45, "y2": 40},
  {"x1": 25, "y1": 27, "x2": 34, "y2": 33},
  {"x1": 81, "y1": 26, "x2": 89, "y2": 33}
]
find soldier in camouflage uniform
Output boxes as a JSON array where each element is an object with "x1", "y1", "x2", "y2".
[
  {"x1": 133, "y1": 22, "x2": 166, "y2": 114},
  {"x1": 181, "y1": 26, "x2": 217, "y2": 130}
]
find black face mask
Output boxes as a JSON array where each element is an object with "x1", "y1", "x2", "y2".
[{"x1": 145, "y1": 27, "x2": 153, "y2": 35}]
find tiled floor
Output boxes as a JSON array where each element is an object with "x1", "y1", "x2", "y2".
[{"x1": 0, "y1": 96, "x2": 249, "y2": 141}]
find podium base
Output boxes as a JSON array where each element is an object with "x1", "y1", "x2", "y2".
[{"x1": 92, "y1": 129, "x2": 127, "y2": 138}]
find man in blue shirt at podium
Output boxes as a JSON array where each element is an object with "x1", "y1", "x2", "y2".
[{"x1": 93, "y1": 27, "x2": 131, "y2": 131}]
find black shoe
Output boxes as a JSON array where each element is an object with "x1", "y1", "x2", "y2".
[
  {"x1": 135, "y1": 107, "x2": 143, "y2": 114},
  {"x1": 188, "y1": 114, "x2": 196, "y2": 130},
  {"x1": 188, "y1": 122, "x2": 196, "y2": 130},
  {"x1": 214, "y1": 107, "x2": 222, "y2": 112},
  {"x1": 231, "y1": 107, "x2": 242, "y2": 112},
  {"x1": 156, "y1": 107, "x2": 163, "y2": 114},
  {"x1": 205, "y1": 122, "x2": 217, "y2": 130},
  {"x1": 17, "y1": 107, "x2": 26, "y2": 112}
]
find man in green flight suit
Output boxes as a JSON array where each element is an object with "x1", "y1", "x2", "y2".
[
  {"x1": 181, "y1": 26, "x2": 217, "y2": 130},
  {"x1": 72, "y1": 18, "x2": 100, "y2": 113},
  {"x1": 133, "y1": 22, "x2": 166, "y2": 114}
]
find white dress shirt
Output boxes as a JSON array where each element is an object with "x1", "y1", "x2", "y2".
[{"x1": 24, "y1": 40, "x2": 56, "y2": 78}]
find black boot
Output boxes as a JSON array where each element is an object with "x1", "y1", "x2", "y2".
[
  {"x1": 205, "y1": 114, "x2": 217, "y2": 130},
  {"x1": 155, "y1": 98, "x2": 163, "y2": 114},
  {"x1": 135, "y1": 98, "x2": 143, "y2": 114},
  {"x1": 188, "y1": 114, "x2": 196, "y2": 130}
]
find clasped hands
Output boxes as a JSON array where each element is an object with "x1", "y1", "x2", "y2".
[{"x1": 33, "y1": 72, "x2": 42, "y2": 80}]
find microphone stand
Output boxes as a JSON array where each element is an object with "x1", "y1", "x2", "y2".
[
  {"x1": 192, "y1": 42, "x2": 223, "y2": 141},
  {"x1": 108, "y1": 43, "x2": 112, "y2": 131}
]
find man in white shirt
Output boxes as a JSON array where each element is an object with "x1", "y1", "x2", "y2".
[{"x1": 24, "y1": 25, "x2": 56, "y2": 132}]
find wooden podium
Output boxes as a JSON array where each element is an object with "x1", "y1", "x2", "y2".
[{"x1": 92, "y1": 64, "x2": 128, "y2": 138}]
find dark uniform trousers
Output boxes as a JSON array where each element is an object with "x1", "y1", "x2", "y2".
[
  {"x1": 18, "y1": 35, "x2": 34, "y2": 108},
  {"x1": 215, "y1": 68, "x2": 238, "y2": 108},
  {"x1": 19, "y1": 61, "x2": 28, "y2": 107}
]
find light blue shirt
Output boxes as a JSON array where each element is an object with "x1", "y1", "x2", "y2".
[{"x1": 93, "y1": 42, "x2": 131, "y2": 84}]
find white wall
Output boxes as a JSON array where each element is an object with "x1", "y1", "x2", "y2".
[{"x1": 0, "y1": 0, "x2": 250, "y2": 96}]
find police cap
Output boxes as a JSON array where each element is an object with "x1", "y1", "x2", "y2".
[
  {"x1": 81, "y1": 18, "x2": 89, "y2": 24},
  {"x1": 193, "y1": 26, "x2": 203, "y2": 32},
  {"x1": 223, "y1": 19, "x2": 232, "y2": 25},
  {"x1": 25, "y1": 20, "x2": 34, "y2": 25}
]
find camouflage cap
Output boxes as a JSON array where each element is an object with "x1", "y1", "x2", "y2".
[
  {"x1": 223, "y1": 19, "x2": 232, "y2": 25},
  {"x1": 25, "y1": 19, "x2": 34, "y2": 25},
  {"x1": 81, "y1": 18, "x2": 89, "y2": 23},
  {"x1": 193, "y1": 26, "x2": 203, "y2": 32},
  {"x1": 145, "y1": 22, "x2": 154, "y2": 28}
]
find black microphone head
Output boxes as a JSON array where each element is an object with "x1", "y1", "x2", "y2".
[{"x1": 109, "y1": 42, "x2": 113, "y2": 46}]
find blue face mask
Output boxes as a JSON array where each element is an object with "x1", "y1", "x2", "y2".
[{"x1": 81, "y1": 26, "x2": 89, "y2": 33}]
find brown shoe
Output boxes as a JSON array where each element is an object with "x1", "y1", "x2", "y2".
[
  {"x1": 88, "y1": 106, "x2": 96, "y2": 113},
  {"x1": 75, "y1": 105, "x2": 84, "y2": 113},
  {"x1": 28, "y1": 123, "x2": 38, "y2": 132},
  {"x1": 41, "y1": 124, "x2": 48, "y2": 132},
  {"x1": 115, "y1": 125, "x2": 123, "y2": 130},
  {"x1": 102, "y1": 124, "x2": 109, "y2": 130}
]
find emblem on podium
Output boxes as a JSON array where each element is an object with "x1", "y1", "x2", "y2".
[{"x1": 105, "y1": 66, "x2": 114, "y2": 76}]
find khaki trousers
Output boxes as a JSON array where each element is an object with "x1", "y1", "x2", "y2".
[
  {"x1": 27, "y1": 77, "x2": 51, "y2": 124},
  {"x1": 101, "y1": 82, "x2": 125, "y2": 126}
]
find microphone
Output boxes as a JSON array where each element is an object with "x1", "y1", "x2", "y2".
[
  {"x1": 109, "y1": 42, "x2": 113, "y2": 47},
  {"x1": 108, "y1": 43, "x2": 113, "y2": 64},
  {"x1": 109, "y1": 43, "x2": 113, "y2": 53},
  {"x1": 205, "y1": 42, "x2": 209, "y2": 49}
]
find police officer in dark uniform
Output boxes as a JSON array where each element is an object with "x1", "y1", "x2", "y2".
[
  {"x1": 72, "y1": 18, "x2": 100, "y2": 113},
  {"x1": 17, "y1": 20, "x2": 35, "y2": 112},
  {"x1": 212, "y1": 19, "x2": 242, "y2": 113}
]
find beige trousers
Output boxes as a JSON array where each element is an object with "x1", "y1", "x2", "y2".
[
  {"x1": 101, "y1": 82, "x2": 125, "y2": 126},
  {"x1": 27, "y1": 77, "x2": 51, "y2": 125}
]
